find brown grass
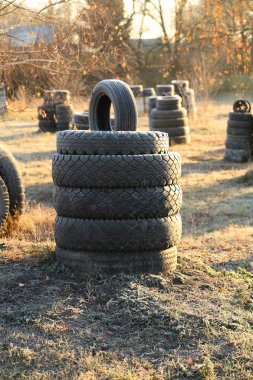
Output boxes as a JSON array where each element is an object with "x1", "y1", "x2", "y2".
[{"x1": 0, "y1": 101, "x2": 253, "y2": 379}]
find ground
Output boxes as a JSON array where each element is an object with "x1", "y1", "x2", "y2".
[{"x1": 0, "y1": 101, "x2": 253, "y2": 379}]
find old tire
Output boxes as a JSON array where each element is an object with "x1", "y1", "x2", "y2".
[
  {"x1": 0, "y1": 176, "x2": 9, "y2": 227},
  {"x1": 156, "y1": 96, "x2": 182, "y2": 111},
  {"x1": 56, "y1": 246, "x2": 177, "y2": 274},
  {"x1": 150, "y1": 126, "x2": 190, "y2": 137},
  {"x1": 57, "y1": 131, "x2": 169, "y2": 155},
  {"x1": 53, "y1": 185, "x2": 182, "y2": 219},
  {"x1": 150, "y1": 118, "x2": 188, "y2": 128},
  {"x1": 55, "y1": 214, "x2": 182, "y2": 252},
  {"x1": 170, "y1": 135, "x2": 191, "y2": 145},
  {"x1": 89, "y1": 79, "x2": 137, "y2": 131},
  {"x1": 151, "y1": 108, "x2": 187, "y2": 120},
  {"x1": 229, "y1": 112, "x2": 253, "y2": 121},
  {"x1": 227, "y1": 120, "x2": 253, "y2": 129},
  {"x1": 227, "y1": 126, "x2": 253, "y2": 136},
  {"x1": 52, "y1": 153, "x2": 181, "y2": 188},
  {"x1": 0, "y1": 145, "x2": 25, "y2": 216}
]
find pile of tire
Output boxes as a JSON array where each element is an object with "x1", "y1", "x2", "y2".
[
  {"x1": 55, "y1": 104, "x2": 73, "y2": 131},
  {"x1": 71, "y1": 112, "x2": 89, "y2": 130},
  {"x1": 53, "y1": 90, "x2": 70, "y2": 103},
  {"x1": 172, "y1": 80, "x2": 197, "y2": 119},
  {"x1": 53, "y1": 79, "x2": 182, "y2": 275},
  {"x1": 148, "y1": 96, "x2": 157, "y2": 115},
  {"x1": 0, "y1": 144, "x2": 25, "y2": 230},
  {"x1": 149, "y1": 95, "x2": 191, "y2": 144},
  {"x1": 156, "y1": 85, "x2": 175, "y2": 96},
  {"x1": 38, "y1": 101, "x2": 56, "y2": 133},
  {"x1": 130, "y1": 85, "x2": 143, "y2": 97},
  {"x1": 224, "y1": 100, "x2": 253, "y2": 163}
]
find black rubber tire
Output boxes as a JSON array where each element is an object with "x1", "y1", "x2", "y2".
[
  {"x1": 229, "y1": 112, "x2": 253, "y2": 121},
  {"x1": 130, "y1": 85, "x2": 143, "y2": 97},
  {"x1": 170, "y1": 135, "x2": 191, "y2": 145},
  {"x1": 52, "y1": 153, "x2": 181, "y2": 188},
  {"x1": 150, "y1": 118, "x2": 188, "y2": 128},
  {"x1": 53, "y1": 90, "x2": 70, "y2": 103},
  {"x1": 171, "y1": 80, "x2": 189, "y2": 94},
  {"x1": 233, "y1": 99, "x2": 251, "y2": 113},
  {"x1": 227, "y1": 126, "x2": 253, "y2": 136},
  {"x1": 150, "y1": 126, "x2": 190, "y2": 137},
  {"x1": 89, "y1": 79, "x2": 137, "y2": 131},
  {"x1": 156, "y1": 85, "x2": 175, "y2": 96},
  {"x1": 56, "y1": 246, "x2": 177, "y2": 274},
  {"x1": 0, "y1": 176, "x2": 9, "y2": 228},
  {"x1": 148, "y1": 96, "x2": 157, "y2": 114},
  {"x1": 55, "y1": 214, "x2": 182, "y2": 252},
  {"x1": 143, "y1": 88, "x2": 156, "y2": 97},
  {"x1": 53, "y1": 185, "x2": 182, "y2": 219},
  {"x1": 0, "y1": 144, "x2": 25, "y2": 216},
  {"x1": 57, "y1": 131, "x2": 169, "y2": 155},
  {"x1": 156, "y1": 96, "x2": 182, "y2": 111},
  {"x1": 74, "y1": 112, "x2": 89, "y2": 124},
  {"x1": 56, "y1": 123, "x2": 70, "y2": 131},
  {"x1": 225, "y1": 135, "x2": 252, "y2": 149},
  {"x1": 227, "y1": 120, "x2": 253, "y2": 129},
  {"x1": 151, "y1": 108, "x2": 187, "y2": 120},
  {"x1": 224, "y1": 148, "x2": 251, "y2": 163},
  {"x1": 39, "y1": 120, "x2": 57, "y2": 133}
]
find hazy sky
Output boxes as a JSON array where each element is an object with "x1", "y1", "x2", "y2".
[{"x1": 25, "y1": 0, "x2": 174, "y2": 38}]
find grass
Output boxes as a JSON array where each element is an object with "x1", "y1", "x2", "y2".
[{"x1": 0, "y1": 100, "x2": 253, "y2": 379}]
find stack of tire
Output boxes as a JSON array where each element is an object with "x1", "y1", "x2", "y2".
[
  {"x1": 148, "y1": 96, "x2": 157, "y2": 115},
  {"x1": 72, "y1": 112, "x2": 89, "y2": 130},
  {"x1": 172, "y1": 80, "x2": 197, "y2": 119},
  {"x1": 149, "y1": 95, "x2": 191, "y2": 144},
  {"x1": 224, "y1": 100, "x2": 253, "y2": 163},
  {"x1": 0, "y1": 145, "x2": 25, "y2": 230},
  {"x1": 0, "y1": 83, "x2": 7, "y2": 115},
  {"x1": 143, "y1": 88, "x2": 156, "y2": 113},
  {"x1": 53, "y1": 90, "x2": 70, "y2": 103},
  {"x1": 38, "y1": 100, "x2": 56, "y2": 133},
  {"x1": 53, "y1": 79, "x2": 182, "y2": 275},
  {"x1": 55, "y1": 104, "x2": 73, "y2": 131},
  {"x1": 130, "y1": 85, "x2": 143, "y2": 97},
  {"x1": 156, "y1": 85, "x2": 175, "y2": 96}
]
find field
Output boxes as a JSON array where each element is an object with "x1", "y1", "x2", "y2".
[{"x1": 0, "y1": 102, "x2": 253, "y2": 379}]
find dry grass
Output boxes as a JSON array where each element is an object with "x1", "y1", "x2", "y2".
[{"x1": 0, "y1": 100, "x2": 253, "y2": 379}]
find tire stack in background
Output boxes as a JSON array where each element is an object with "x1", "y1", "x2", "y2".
[
  {"x1": 172, "y1": 80, "x2": 197, "y2": 119},
  {"x1": 143, "y1": 88, "x2": 156, "y2": 113},
  {"x1": 72, "y1": 112, "x2": 89, "y2": 130},
  {"x1": 0, "y1": 83, "x2": 7, "y2": 115},
  {"x1": 224, "y1": 100, "x2": 253, "y2": 163},
  {"x1": 53, "y1": 79, "x2": 182, "y2": 275},
  {"x1": 130, "y1": 85, "x2": 143, "y2": 116},
  {"x1": 55, "y1": 97, "x2": 73, "y2": 131},
  {"x1": 156, "y1": 85, "x2": 175, "y2": 96},
  {"x1": 148, "y1": 96, "x2": 157, "y2": 116},
  {"x1": 38, "y1": 91, "x2": 56, "y2": 133},
  {"x1": 149, "y1": 95, "x2": 191, "y2": 145}
]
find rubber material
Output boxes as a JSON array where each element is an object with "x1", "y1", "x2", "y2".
[
  {"x1": 150, "y1": 118, "x2": 188, "y2": 128},
  {"x1": 89, "y1": 79, "x2": 137, "y2": 131},
  {"x1": 156, "y1": 85, "x2": 175, "y2": 96},
  {"x1": 224, "y1": 148, "x2": 251, "y2": 163},
  {"x1": 57, "y1": 131, "x2": 169, "y2": 155},
  {"x1": 170, "y1": 135, "x2": 191, "y2": 145},
  {"x1": 0, "y1": 144, "x2": 25, "y2": 216},
  {"x1": 227, "y1": 119, "x2": 253, "y2": 129},
  {"x1": 227, "y1": 126, "x2": 253, "y2": 136},
  {"x1": 53, "y1": 185, "x2": 182, "y2": 219},
  {"x1": 150, "y1": 126, "x2": 190, "y2": 137},
  {"x1": 151, "y1": 108, "x2": 187, "y2": 120},
  {"x1": 0, "y1": 176, "x2": 9, "y2": 228},
  {"x1": 52, "y1": 153, "x2": 181, "y2": 188},
  {"x1": 156, "y1": 96, "x2": 182, "y2": 111},
  {"x1": 56, "y1": 246, "x2": 178, "y2": 274},
  {"x1": 229, "y1": 112, "x2": 253, "y2": 121},
  {"x1": 55, "y1": 214, "x2": 182, "y2": 252}
]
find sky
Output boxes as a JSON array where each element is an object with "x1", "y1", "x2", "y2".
[{"x1": 25, "y1": 0, "x2": 175, "y2": 39}]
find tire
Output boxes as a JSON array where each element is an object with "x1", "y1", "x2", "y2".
[
  {"x1": 225, "y1": 135, "x2": 252, "y2": 149},
  {"x1": 229, "y1": 112, "x2": 253, "y2": 121},
  {"x1": 148, "y1": 96, "x2": 157, "y2": 114},
  {"x1": 156, "y1": 85, "x2": 175, "y2": 96},
  {"x1": 56, "y1": 123, "x2": 70, "y2": 131},
  {"x1": 150, "y1": 118, "x2": 188, "y2": 128},
  {"x1": 0, "y1": 176, "x2": 9, "y2": 228},
  {"x1": 227, "y1": 126, "x2": 253, "y2": 136},
  {"x1": 151, "y1": 108, "x2": 187, "y2": 120},
  {"x1": 156, "y1": 96, "x2": 182, "y2": 111},
  {"x1": 130, "y1": 85, "x2": 143, "y2": 97},
  {"x1": 52, "y1": 153, "x2": 181, "y2": 188},
  {"x1": 170, "y1": 135, "x2": 191, "y2": 145},
  {"x1": 57, "y1": 131, "x2": 169, "y2": 155},
  {"x1": 56, "y1": 246, "x2": 177, "y2": 274},
  {"x1": 89, "y1": 79, "x2": 137, "y2": 131},
  {"x1": 224, "y1": 148, "x2": 251, "y2": 163},
  {"x1": 39, "y1": 120, "x2": 57, "y2": 133},
  {"x1": 53, "y1": 185, "x2": 182, "y2": 219},
  {"x1": 150, "y1": 126, "x2": 190, "y2": 137},
  {"x1": 0, "y1": 144, "x2": 25, "y2": 216},
  {"x1": 227, "y1": 120, "x2": 253, "y2": 128},
  {"x1": 55, "y1": 214, "x2": 182, "y2": 252},
  {"x1": 143, "y1": 88, "x2": 156, "y2": 97},
  {"x1": 171, "y1": 80, "x2": 189, "y2": 94},
  {"x1": 74, "y1": 113, "x2": 89, "y2": 124}
]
